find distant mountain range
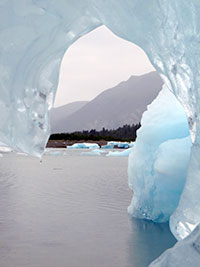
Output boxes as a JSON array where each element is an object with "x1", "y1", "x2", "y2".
[
  {"x1": 50, "y1": 71, "x2": 163, "y2": 133},
  {"x1": 50, "y1": 101, "x2": 88, "y2": 133}
]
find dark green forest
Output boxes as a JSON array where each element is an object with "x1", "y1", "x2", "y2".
[{"x1": 50, "y1": 123, "x2": 141, "y2": 142}]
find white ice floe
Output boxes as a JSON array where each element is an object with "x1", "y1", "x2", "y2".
[
  {"x1": 106, "y1": 148, "x2": 133, "y2": 157},
  {"x1": 67, "y1": 143, "x2": 100, "y2": 149}
]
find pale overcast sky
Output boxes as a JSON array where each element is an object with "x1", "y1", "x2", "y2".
[{"x1": 54, "y1": 26, "x2": 155, "y2": 107}]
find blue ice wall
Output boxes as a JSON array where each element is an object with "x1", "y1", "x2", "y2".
[{"x1": 128, "y1": 86, "x2": 191, "y2": 222}]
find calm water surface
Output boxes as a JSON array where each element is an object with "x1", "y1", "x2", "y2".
[{"x1": 0, "y1": 150, "x2": 176, "y2": 267}]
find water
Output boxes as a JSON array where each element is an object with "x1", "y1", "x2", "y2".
[{"x1": 0, "y1": 150, "x2": 176, "y2": 267}]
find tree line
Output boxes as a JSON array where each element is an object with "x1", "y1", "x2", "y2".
[{"x1": 49, "y1": 123, "x2": 141, "y2": 142}]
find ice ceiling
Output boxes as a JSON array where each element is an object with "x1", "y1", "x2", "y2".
[{"x1": 1, "y1": 0, "x2": 200, "y2": 242}]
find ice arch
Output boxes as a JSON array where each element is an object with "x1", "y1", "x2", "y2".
[{"x1": 1, "y1": 0, "x2": 200, "y2": 240}]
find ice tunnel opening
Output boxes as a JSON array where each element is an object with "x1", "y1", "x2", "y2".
[
  {"x1": 50, "y1": 25, "x2": 156, "y2": 135},
  {"x1": 0, "y1": 0, "x2": 197, "y2": 243},
  {"x1": 48, "y1": 24, "x2": 193, "y2": 235}
]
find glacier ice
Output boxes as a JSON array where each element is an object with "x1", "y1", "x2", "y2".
[
  {"x1": 128, "y1": 142, "x2": 135, "y2": 148},
  {"x1": 106, "y1": 147, "x2": 133, "y2": 157},
  {"x1": 80, "y1": 149, "x2": 106, "y2": 156},
  {"x1": 67, "y1": 143, "x2": 100, "y2": 149},
  {"x1": 117, "y1": 142, "x2": 129, "y2": 149},
  {"x1": 102, "y1": 141, "x2": 133, "y2": 149},
  {"x1": 101, "y1": 144, "x2": 114, "y2": 149},
  {"x1": 44, "y1": 148, "x2": 68, "y2": 156},
  {"x1": 1, "y1": 0, "x2": 200, "y2": 242},
  {"x1": 128, "y1": 86, "x2": 192, "y2": 222},
  {"x1": 149, "y1": 223, "x2": 200, "y2": 267}
]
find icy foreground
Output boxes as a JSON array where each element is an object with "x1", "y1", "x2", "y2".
[
  {"x1": 150, "y1": 223, "x2": 200, "y2": 267},
  {"x1": 1, "y1": 0, "x2": 200, "y2": 248},
  {"x1": 128, "y1": 87, "x2": 192, "y2": 222}
]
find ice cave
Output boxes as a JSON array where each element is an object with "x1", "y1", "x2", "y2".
[{"x1": 1, "y1": 0, "x2": 200, "y2": 265}]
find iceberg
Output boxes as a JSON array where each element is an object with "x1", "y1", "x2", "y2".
[
  {"x1": 1, "y1": 0, "x2": 200, "y2": 246},
  {"x1": 102, "y1": 141, "x2": 132, "y2": 149},
  {"x1": 107, "y1": 141, "x2": 119, "y2": 148},
  {"x1": 49, "y1": 150, "x2": 63, "y2": 156},
  {"x1": 0, "y1": 146, "x2": 13, "y2": 153},
  {"x1": 117, "y1": 142, "x2": 129, "y2": 149},
  {"x1": 128, "y1": 142, "x2": 135, "y2": 148},
  {"x1": 101, "y1": 144, "x2": 114, "y2": 149},
  {"x1": 128, "y1": 86, "x2": 192, "y2": 222},
  {"x1": 80, "y1": 149, "x2": 106, "y2": 156},
  {"x1": 106, "y1": 147, "x2": 133, "y2": 157},
  {"x1": 67, "y1": 143, "x2": 100, "y2": 149},
  {"x1": 150, "y1": 223, "x2": 200, "y2": 267}
]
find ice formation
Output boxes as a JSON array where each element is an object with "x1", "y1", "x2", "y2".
[
  {"x1": 107, "y1": 147, "x2": 133, "y2": 157},
  {"x1": 0, "y1": 145, "x2": 13, "y2": 153},
  {"x1": 128, "y1": 142, "x2": 135, "y2": 148},
  {"x1": 150, "y1": 223, "x2": 200, "y2": 267},
  {"x1": 67, "y1": 143, "x2": 99, "y2": 149},
  {"x1": 80, "y1": 149, "x2": 106, "y2": 156},
  {"x1": 117, "y1": 142, "x2": 129, "y2": 149},
  {"x1": 101, "y1": 144, "x2": 114, "y2": 149},
  {"x1": 45, "y1": 148, "x2": 68, "y2": 156},
  {"x1": 102, "y1": 141, "x2": 133, "y2": 149},
  {"x1": 128, "y1": 86, "x2": 192, "y2": 222},
  {"x1": 1, "y1": 0, "x2": 200, "y2": 244}
]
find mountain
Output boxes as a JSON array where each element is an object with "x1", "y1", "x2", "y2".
[
  {"x1": 50, "y1": 101, "x2": 88, "y2": 133},
  {"x1": 51, "y1": 71, "x2": 163, "y2": 133}
]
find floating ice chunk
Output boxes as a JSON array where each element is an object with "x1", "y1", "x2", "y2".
[
  {"x1": 128, "y1": 86, "x2": 191, "y2": 223},
  {"x1": 117, "y1": 142, "x2": 129, "y2": 149},
  {"x1": 81, "y1": 151, "x2": 99, "y2": 156},
  {"x1": 102, "y1": 141, "x2": 134, "y2": 149},
  {"x1": 0, "y1": 153, "x2": 3, "y2": 157},
  {"x1": 81, "y1": 149, "x2": 107, "y2": 156},
  {"x1": 92, "y1": 149, "x2": 106, "y2": 154},
  {"x1": 129, "y1": 142, "x2": 135, "y2": 148},
  {"x1": 150, "y1": 224, "x2": 200, "y2": 267},
  {"x1": 101, "y1": 144, "x2": 114, "y2": 149},
  {"x1": 67, "y1": 143, "x2": 100, "y2": 149},
  {"x1": 44, "y1": 148, "x2": 65, "y2": 156},
  {"x1": 106, "y1": 148, "x2": 133, "y2": 157},
  {"x1": 107, "y1": 141, "x2": 119, "y2": 147},
  {"x1": 49, "y1": 151, "x2": 63, "y2": 156},
  {"x1": 0, "y1": 146, "x2": 13, "y2": 153},
  {"x1": 106, "y1": 141, "x2": 130, "y2": 149}
]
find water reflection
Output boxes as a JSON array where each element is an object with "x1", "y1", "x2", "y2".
[{"x1": 128, "y1": 217, "x2": 176, "y2": 266}]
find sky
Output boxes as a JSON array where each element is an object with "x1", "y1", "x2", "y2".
[{"x1": 54, "y1": 26, "x2": 155, "y2": 107}]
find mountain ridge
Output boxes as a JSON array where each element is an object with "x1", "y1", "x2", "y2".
[{"x1": 51, "y1": 71, "x2": 163, "y2": 133}]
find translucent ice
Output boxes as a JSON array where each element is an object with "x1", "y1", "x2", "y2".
[
  {"x1": 101, "y1": 144, "x2": 114, "y2": 149},
  {"x1": 117, "y1": 142, "x2": 129, "y2": 149},
  {"x1": 103, "y1": 141, "x2": 133, "y2": 149},
  {"x1": 1, "y1": 0, "x2": 200, "y2": 240},
  {"x1": 128, "y1": 86, "x2": 192, "y2": 222},
  {"x1": 67, "y1": 143, "x2": 100, "y2": 149},
  {"x1": 80, "y1": 149, "x2": 106, "y2": 156},
  {"x1": 128, "y1": 142, "x2": 135, "y2": 148},
  {"x1": 106, "y1": 148, "x2": 133, "y2": 157},
  {"x1": 150, "y1": 224, "x2": 200, "y2": 267}
]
